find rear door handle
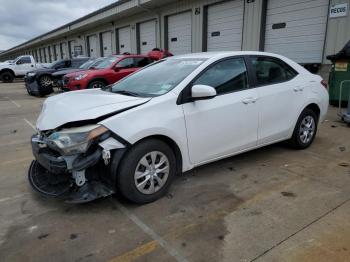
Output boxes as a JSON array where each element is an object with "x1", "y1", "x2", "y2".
[
  {"x1": 242, "y1": 97, "x2": 257, "y2": 104},
  {"x1": 293, "y1": 86, "x2": 304, "y2": 92}
]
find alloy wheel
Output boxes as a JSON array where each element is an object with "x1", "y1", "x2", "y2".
[
  {"x1": 134, "y1": 151, "x2": 170, "y2": 194},
  {"x1": 92, "y1": 82, "x2": 105, "y2": 89},
  {"x1": 40, "y1": 76, "x2": 52, "y2": 87},
  {"x1": 299, "y1": 115, "x2": 315, "y2": 144}
]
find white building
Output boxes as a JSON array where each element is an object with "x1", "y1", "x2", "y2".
[{"x1": 0, "y1": 0, "x2": 349, "y2": 71}]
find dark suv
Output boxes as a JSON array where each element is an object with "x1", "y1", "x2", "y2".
[{"x1": 25, "y1": 57, "x2": 89, "y2": 96}]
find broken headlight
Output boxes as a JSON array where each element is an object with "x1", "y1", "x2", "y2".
[{"x1": 48, "y1": 125, "x2": 108, "y2": 155}]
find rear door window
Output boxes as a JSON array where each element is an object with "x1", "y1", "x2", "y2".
[{"x1": 250, "y1": 56, "x2": 298, "y2": 86}]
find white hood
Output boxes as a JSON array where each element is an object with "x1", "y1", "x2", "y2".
[{"x1": 36, "y1": 89, "x2": 151, "y2": 131}]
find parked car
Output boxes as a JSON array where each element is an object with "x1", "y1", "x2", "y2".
[
  {"x1": 0, "y1": 55, "x2": 46, "y2": 83},
  {"x1": 25, "y1": 57, "x2": 90, "y2": 96},
  {"x1": 52, "y1": 57, "x2": 105, "y2": 89},
  {"x1": 28, "y1": 51, "x2": 329, "y2": 204},
  {"x1": 62, "y1": 54, "x2": 154, "y2": 91}
]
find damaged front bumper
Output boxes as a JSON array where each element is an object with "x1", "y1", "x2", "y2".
[{"x1": 28, "y1": 134, "x2": 125, "y2": 203}]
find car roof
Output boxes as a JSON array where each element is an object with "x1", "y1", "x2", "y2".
[{"x1": 171, "y1": 51, "x2": 288, "y2": 60}]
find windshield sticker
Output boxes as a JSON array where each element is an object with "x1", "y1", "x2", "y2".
[{"x1": 179, "y1": 61, "x2": 203, "y2": 66}]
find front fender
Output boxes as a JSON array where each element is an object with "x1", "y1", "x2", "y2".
[{"x1": 100, "y1": 95, "x2": 193, "y2": 172}]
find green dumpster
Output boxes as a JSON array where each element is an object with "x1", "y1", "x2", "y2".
[{"x1": 328, "y1": 60, "x2": 350, "y2": 106}]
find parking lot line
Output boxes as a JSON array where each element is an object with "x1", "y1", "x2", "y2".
[
  {"x1": 23, "y1": 118, "x2": 36, "y2": 131},
  {"x1": 109, "y1": 240, "x2": 159, "y2": 262},
  {"x1": 4, "y1": 96, "x2": 21, "y2": 108},
  {"x1": 249, "y1": 196, "x2": 350, "y2": 262},
  {"x1": 113, "y1": 201, "x2": 188, "y2": 262}
]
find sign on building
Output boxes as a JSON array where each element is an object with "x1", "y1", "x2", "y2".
[{"x1": 329, "y1": 3, "x2": 348, "y2": 18}]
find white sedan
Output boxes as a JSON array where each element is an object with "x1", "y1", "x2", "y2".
[{"x1": 29, "y1": 51, "x2": 329, "y2": 204}]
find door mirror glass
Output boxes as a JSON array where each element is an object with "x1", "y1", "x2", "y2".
[
  {"x1": 191, "y1": 85, "x2": 217, "y2": 99},
  {"x1": 16, "y1": 60, "x2": 23, "y2": 65}
]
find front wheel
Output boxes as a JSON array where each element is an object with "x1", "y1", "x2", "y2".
[
  {"x1": 289, "y1": 108, "x2": 318, "y2": 149},
  {"x1": 88, "y1": 80, "x2": 106, "y2": 89},
  {"x1": 116, "y1": 139, "x2": 176, "y2": 204}
]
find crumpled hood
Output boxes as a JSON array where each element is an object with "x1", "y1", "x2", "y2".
[{"x1": 36, "y1": 89, "x2": 151, "y2": 131}]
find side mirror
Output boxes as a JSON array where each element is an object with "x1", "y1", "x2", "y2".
[
  {"x1": 16, "y1": 60, "x2": 22, "y2": 65},
  {"x1": 191, "y1": 85, "x2": 217, "y2": 100}
]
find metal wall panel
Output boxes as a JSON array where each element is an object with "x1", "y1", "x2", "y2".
[
  {"x1": 264, "y1": 0, "x2": 329, "y2": 63},
  {"x1": 167, "y1": 11, "x2": 192, "y2": 55},
  {"x1": 206, "y1": 0, "x2": 244, "y2": 51}
]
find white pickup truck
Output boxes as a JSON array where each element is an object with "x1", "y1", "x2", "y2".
[{"x1": 0, "y1": 55, "x2": 48, "y2": 83}]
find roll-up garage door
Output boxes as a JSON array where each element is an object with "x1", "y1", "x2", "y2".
[
  {"x1": 69, "y1": 40, "x2": 75, "y2": 58},
  {"x1": 60, "y1": 42, "x2": 67, "y2": 59},
  {"x1": 40, "y1": 48, "x2": 45, "y2": 63},
  {"x1": 118, "y1": 27, "x2": 131, "y2": 54},
  {"x1": 167, "y1": 12, "x2": 192, "y2": 55},
  {"x1": 87, "y1": 35, "x2": 98, "y2": 57},
  {"x1": 48, "y1": 46, "x2": 53, "y2": 62},
  {"x1": 264, "y1": 0, "x2": 329, "y2": 64},
  {"x1": 54, "y1": 44, "x2": 60, "y2": 61},
  {"x1": 34, "y1": 50, "x2": 38, "y2": 62},
  {"x1": 45, "y1": 47, "x2": 49, "y2": 62},
  {"x1": 206, "y1": 0, "x2": 244, "y2": 51},
  {"x1": 138, "y1": 20, "x2": 157, "y2": 54},
  {"x1": 101, "y1": 31, "x2": 113, "y2": 57}
]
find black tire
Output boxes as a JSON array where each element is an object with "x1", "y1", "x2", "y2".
[
  {"x1": 289, "y1": 108, "x2": 318, "y2": 149},
  {"x1": 38, "y1": 75, "x2": 52, "y2": 88},
  {"x1": 88, "y1": 80, "x2": 106, "y2": 89},
  {"x1": 1, "y1": 71, "x2": 14, "y2": 83},
  {"x1": 116, "y1": 139, "x2": 176, "y2": 204}
]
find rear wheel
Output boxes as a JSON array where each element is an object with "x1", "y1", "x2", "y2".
[
  {"x1": 289, "y1": 108, "x2": 318, "y2": 149},
  {"x1": 116, "y1": 139, "x2": 176, "y2": 204},
  {"x1": 88, "y1": 80, "x2": 106, "y2": 89},
  {"x1": 1, "y1": 71, "x2": 14, "y2": 83}
]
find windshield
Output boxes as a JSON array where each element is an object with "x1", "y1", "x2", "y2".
[
  {"x1": 95, "y1": 56, "x2": 120, "y2": 69},
  {"x1": 47, "y1": 60, "x2": 64, "y2": 69},
  {"x1": 110, "y1": 58, "x2": 205, "y2": 97},
  {"x1": 79, "y1": 59, "x2": 96, "y2": 69}
]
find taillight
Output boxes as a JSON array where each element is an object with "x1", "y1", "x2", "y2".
[{"x1": 321, "y1": 80, "x2": 328, "y2": 89}]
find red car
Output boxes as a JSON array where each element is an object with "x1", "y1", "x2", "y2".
[{"x1": 62, "y1": 54, "x2": 154, "y2": 91}]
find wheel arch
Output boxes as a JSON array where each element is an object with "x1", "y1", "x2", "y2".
[
  {"x1": 0, "y1": 68, "x2": 15, "y2": 76},
  {"x1": 132, "y1": 135, "x2": 183, "y2": 176},
  {"x1": 304, "y1": 103, "x2": 320, "y2": 120}
]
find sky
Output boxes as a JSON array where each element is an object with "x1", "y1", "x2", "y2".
[{"x1": 0, "y1": 0, "x2": 118, "y2": 51}]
